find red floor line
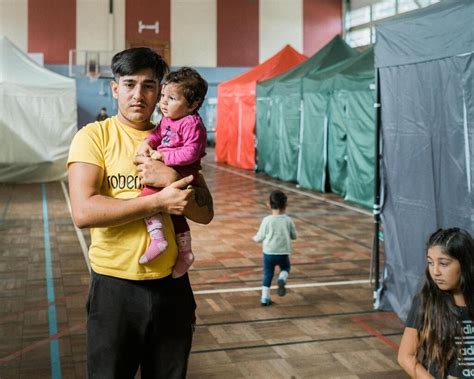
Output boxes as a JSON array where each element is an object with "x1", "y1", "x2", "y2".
[
  {"x1": 0, "y1": 288, "x2": 89, "y2": 324},
  {"x1": 0, "y1": 321, "x2": 86, "y2": 364},
  {"x1": 352, "y1": 312, "x2": 397, "y2": 322},
  {"x1": 351, "y1": 317, "x2": 399, "y2": 351},
  {"x1": 214, "y1": 267, "x2": 259, "y2": 281}
]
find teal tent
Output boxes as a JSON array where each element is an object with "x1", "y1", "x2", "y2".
[
  {"x1": 300, "y1": 48, "x2": 375, "y2": 208},
  {"x1": 256, "y1": 36, "x2": 357, "y2": 182}
]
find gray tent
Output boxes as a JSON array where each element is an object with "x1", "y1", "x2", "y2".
[{"x1": 374, "y1": 0, "x2": 474, "y2": 320}]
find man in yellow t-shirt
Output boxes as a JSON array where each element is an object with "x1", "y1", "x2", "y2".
[{"x1": 68, "y1": 47, "x2": 213, "y2": 378}]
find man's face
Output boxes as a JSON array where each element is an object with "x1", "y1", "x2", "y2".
[{"x1": 111, "y1": 68, "x2": 160, "y2": 130}]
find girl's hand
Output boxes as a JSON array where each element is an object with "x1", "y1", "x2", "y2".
[
  {"x1": 150, "y1": 150, "x2": 164, "y2": 161},
  {"x1": 133, "y1": 155, "x2": 180, "y2": 187},
  {"x1": 137, "y1": 140, "x2": 154, "y2": 157}
]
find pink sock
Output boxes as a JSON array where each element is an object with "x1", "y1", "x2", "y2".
[
  {"x1": 139, "y1": 214, "x2": 168, "y2": 264},
  {"x1": 172, "y1": 232, "x2": 195, "y2": 278}
]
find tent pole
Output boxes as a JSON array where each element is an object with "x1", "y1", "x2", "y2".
[
  {"x1": 296, "y1": 99, "x2": 305, "y2": 184},
  {"x1": 372, "y1": 68, "x2": 382, "y2": 308}
]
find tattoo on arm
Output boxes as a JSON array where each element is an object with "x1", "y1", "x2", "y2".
[{"x1": 194, "y1": 187, "x2": 213, "y2": 212}]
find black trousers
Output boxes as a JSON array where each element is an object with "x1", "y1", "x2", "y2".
[{"x1": 87, "y1": 271, "x2": 196, "y2": 379}]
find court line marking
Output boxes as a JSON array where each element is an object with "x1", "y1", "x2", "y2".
[
  {"x1": 198, "y1": 309, "x2": 373, "y2": 327},
  {"x1": 41, "y1": 184, "x2": 62, "y2": 379},
  {"x1": 203, "y1": 162, "x2": 372, "y2": 216},
  {"x1": 194, "y1": 279, "x2": 371, "y2": 295},
  {"x1": 352, "y1": 313, "x2": 399, "y2": 351},
  {"x1": 0, "y1": 322, "x2": 86, "y2": 364},
  {"x1": 60, "y1": 181, "x2": 91, "y2": 273},
  {"x1": 191, "y1": 332, "x2": 401, "y2": 354}
]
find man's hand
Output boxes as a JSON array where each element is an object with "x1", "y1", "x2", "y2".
[
  {"x1": 134, "y1": 155, "x2": 180, "y2": 187},
  {"x1": 154, "y1": 176, "x2": 195, "y2": 215}
]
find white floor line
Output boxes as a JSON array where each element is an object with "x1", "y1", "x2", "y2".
[
  {"x1": 194, "y1": 279, "x2": 371, "y2": 295},
  {"x1": 203, "y1": 162, "x2": 372, "y2": 216},
  {"x1": 60, "y1": 181, "x2": 91, "y2": 273}
]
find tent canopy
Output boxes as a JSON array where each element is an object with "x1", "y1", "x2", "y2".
[
  {"x1": 259, "y1": 36, "x2": 357, "y2": 96},
  {"x1": 375, "y1": 0, "x2": 474, "y2": 68},
  {"x1": 255, "y1": 36, "x2": 358, "y2": 183},
  {"x1": 374, "y1": 0, "x2": 474, "y2": 320},
  {"x1": 0, "y1": 36, "x2": 77, "y2": 183},
  {"x1": 215, "y1": 45, "x2": 306, "y2": 169}
]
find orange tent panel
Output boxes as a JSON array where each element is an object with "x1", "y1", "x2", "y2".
[{"x1": 215, "y1": 45, "x2": 307, "y2": 169}]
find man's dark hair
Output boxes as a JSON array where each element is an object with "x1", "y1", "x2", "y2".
[
  {"x1": 163, "y1": 67, "x2": 208, "y2": 111},
  {"x1": 269, "y1": 190, "x2": 287, "y2": 210},
  {"x1": 111, "y1": 47, "x2": 169, "y2": 82}
]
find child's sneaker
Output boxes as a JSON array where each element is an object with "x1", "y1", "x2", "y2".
[
  {"x1": 260, "y1": 297, "x2": 272, "y2": 306},
  {"x1": 277, "y1": 279, "x2": 286, "y2": 296}
]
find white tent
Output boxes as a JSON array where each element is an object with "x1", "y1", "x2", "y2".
[{"x1": 0, "y1": 36, "x2": 77, "y2": 183}]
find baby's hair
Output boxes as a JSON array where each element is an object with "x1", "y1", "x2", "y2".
[
  {"x1": 163, "y1": 67, "x2": 208, "y2": 111},
  {"x1": 269, "y1": 190, "x2": 287, "y2": 210}
]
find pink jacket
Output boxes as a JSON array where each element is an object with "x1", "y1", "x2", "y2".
[{"x1": 148, "y1": 114, "x2": 207, "y2": 167}]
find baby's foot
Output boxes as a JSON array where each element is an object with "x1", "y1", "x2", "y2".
[
  {"x1": 172, "y1": 251, "x2": 195, "y2": 278},
  {"x1": 139, "y1": 234, "x2": 168, "y2": 264}
]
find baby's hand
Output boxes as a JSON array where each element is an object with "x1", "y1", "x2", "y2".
[
  {"x1": 137, "y1": 140, "x2": 154, "y2": 157},
  {"x1": 150, "y1": 150, "x2": 164, "y2": 161}
]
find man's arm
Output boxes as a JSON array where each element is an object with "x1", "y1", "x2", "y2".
[
  {"x1": 184, "y1": 171, "x2": 214, "y2": 224},
  {"x1": 68, "y1": 162, "x2": 194, "y2": 229},
  {"x1": 134, "y1": 156, "x2": 214, "y2": 225}
]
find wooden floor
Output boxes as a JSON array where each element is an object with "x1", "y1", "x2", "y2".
[{"x1": 0, "y1": 149, "x2": 408, "y2": 378}]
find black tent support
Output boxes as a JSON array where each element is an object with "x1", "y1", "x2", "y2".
[{"x1": 372, "y1": 68, "x2": 382, "y2": 307}]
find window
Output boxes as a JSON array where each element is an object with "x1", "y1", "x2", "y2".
[
  {"x1": 347, "y1": 27, "x2": 372, "y2": 48},
  {"x1": 372, "y1": 0, "x2": 396, "y2": 20},
  {"x1": 346, "y1": 6, "x2": 371, "y2": 28},
  {"x1": 344, "y1": 0, "x2": 441, "y2": 48}
]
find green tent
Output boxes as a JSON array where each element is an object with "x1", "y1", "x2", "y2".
[
  {"x1": 255, "y1": 36, "x2": 357, "y2": 182},
  {"x1": 300, "y1": 48, "x2": 375, "y2": 208}
]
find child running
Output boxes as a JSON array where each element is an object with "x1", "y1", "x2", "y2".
[
  {"x1": 137, "y1": 67, "x2": 208, "y2": 278},
  {"x1": 253, "y1": 190, "x2": 297, "y2": 306}
]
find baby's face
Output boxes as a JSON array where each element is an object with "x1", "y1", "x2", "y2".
[{"x1": 159, "y1": 83, "x2": 194, "y2": 120}]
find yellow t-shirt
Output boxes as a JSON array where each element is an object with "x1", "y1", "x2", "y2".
[{"x1": 67, "y1": 116, "x2": 178, "y2": 280}]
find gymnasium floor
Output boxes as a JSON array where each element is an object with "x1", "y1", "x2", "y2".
[{"x1": 0, "y1": 149, "x2": 407, "y2": 378}]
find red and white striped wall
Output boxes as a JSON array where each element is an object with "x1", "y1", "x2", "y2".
[{"x1": 0, "y1": 0, "x2": 341, "y2": 66}]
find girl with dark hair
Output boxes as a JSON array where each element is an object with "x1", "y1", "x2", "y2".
[{"x1": 398, "y1": 228, "x2": 474, "y2": 379}]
